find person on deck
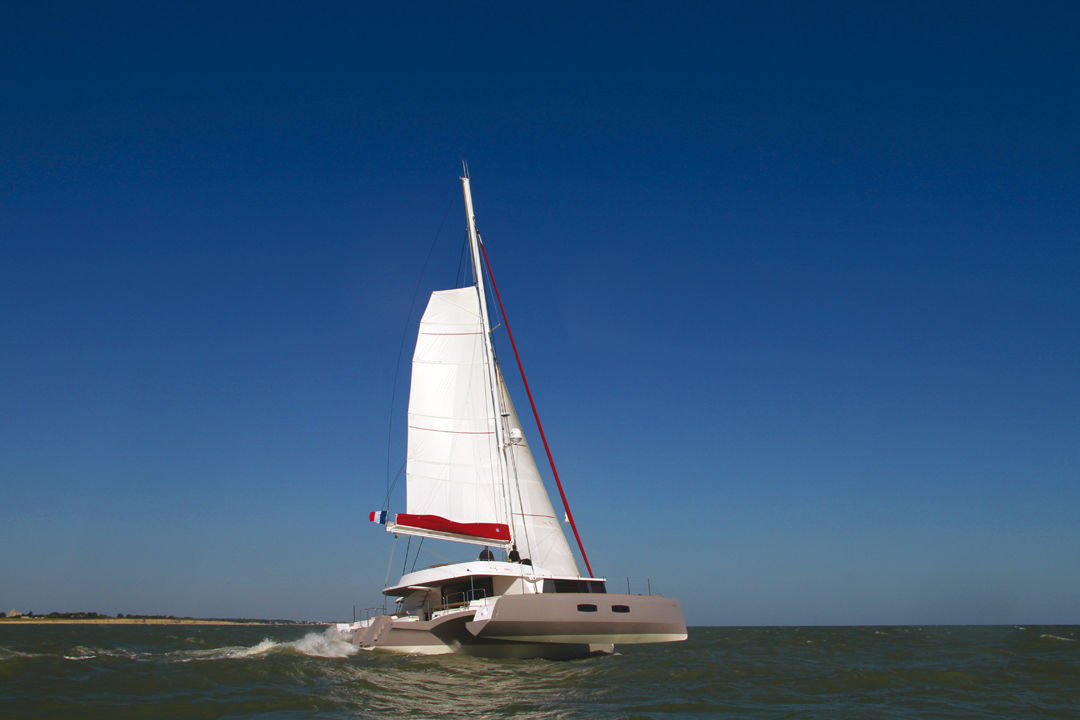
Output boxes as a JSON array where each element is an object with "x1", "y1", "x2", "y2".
[{"x1": 478, "y1": 546, "x2": 494, "y2": 561}]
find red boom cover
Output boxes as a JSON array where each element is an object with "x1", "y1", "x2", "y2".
[{"x1": 394, "y1": 514, "x2": 510, "y2": 542}]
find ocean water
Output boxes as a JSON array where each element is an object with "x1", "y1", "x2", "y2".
[{"x1": 1, "y1": 625, "x2": 1077, "y2": 719}]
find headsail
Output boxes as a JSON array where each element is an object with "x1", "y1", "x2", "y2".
[{"x1": 497, "y1": 368, "x2": 580, "y2": 576}]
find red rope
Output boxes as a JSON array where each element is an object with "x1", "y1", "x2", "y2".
[{"x1": 479, "y1": 241, "x2": 594, "y2": 578}]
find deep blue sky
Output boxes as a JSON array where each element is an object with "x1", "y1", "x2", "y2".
[{"x1": 2, "y1": 2, "x2": 1077, "y2": 624}]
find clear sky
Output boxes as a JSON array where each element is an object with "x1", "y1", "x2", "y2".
[{"x1": 2, "y1": 2, "x2": 1077, "y2": 625}]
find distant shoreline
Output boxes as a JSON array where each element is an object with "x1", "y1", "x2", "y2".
[{"x1": 0, "y1": 618, "x2": 327, "y2": 626}]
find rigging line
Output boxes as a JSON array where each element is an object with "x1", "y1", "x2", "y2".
[
  {"x1": 383, "y1": 535, "x2": 398, "y2": 594},
  {"x1": 486, "y1": 319, "x2": 518, "y2": 557},
  {"x1": 481, "y1": 273, "x2": 532, "y2": 564},
  {"x1": 401, "y1": 536, "x2": 412, "y2": 576},
  {"x1": 475, "y1": 245, "x2": 519, "y2": 556},
  {"x1": 456, "y1": 229, "x2": 470, "y2": 287},
  {"x1": 410, "y1": 537, "x2": 425, "y2": 572},
  {"x1": 479, "y1": 239, "x2": 595, "y2": 578},
  {"x1": 414, "y1": 541, "x2": 452, "y2": 565},
  {"x1": 384, "y1": 192, "x2": 458, "y2": 510},
  {"x1": 384, "y1": 459, "x2": 406, "y2": 508},
  {"x1": 496, "y1": 366, "x2": 534, "y2": 563}
]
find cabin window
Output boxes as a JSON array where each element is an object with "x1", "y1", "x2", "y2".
[
  {"x1": 542, "y1": 579, "x2": 608, "y2": 594},
  {"x1": 612, "y1": 605, "x2": 630, "y2": 613},
  {"x1": 439, "y1": 576, "x2": 494, "y2": 607},
  {"x1": 576, "y1": 604, "x2": 598, "y2": 612}
]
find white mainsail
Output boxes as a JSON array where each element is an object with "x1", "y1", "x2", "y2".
[
  {"x1": 403, "y1": 287, "x2": 507, "y2": 536},
  {"x1": 395, "y1": 283, "x2": 580, "y2": 574}
]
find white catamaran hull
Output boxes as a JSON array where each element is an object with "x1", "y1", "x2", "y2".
[
  {"x1": 340, "y1": 593, "x2": 686, "y2": 659},
  {"x1": 355, "y1": 174, "x2": 687, "y2": 659}
]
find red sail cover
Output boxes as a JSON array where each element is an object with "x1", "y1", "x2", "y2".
[{"x1": 394, "y1": 514, "x2": 510, "y2": 543}]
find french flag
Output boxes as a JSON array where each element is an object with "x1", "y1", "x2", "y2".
[{"x1": 369, "y1": 510, "x2": 388, "y2": 524}]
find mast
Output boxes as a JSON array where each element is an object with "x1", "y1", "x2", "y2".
[
  {"x1": 461, "y1": 175, "x2": 513, "y2": 532},
  {"x1": 388, "y1": 173, "x2": 580, "y2": 571}
]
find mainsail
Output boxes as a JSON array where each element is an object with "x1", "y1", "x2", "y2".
[
  {"x1": 399, "y1": 287, "x2": 508, "y2": 543},
  {"x1": 392, "y1": 285, "x2": 579, "y2": 575}
]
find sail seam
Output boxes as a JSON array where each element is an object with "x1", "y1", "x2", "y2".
[{"x1": 408, "y1": 426, "x2": 494, "y2": 435}]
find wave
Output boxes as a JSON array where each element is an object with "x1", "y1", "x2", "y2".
[
  {"x1": 0, "y1": 646, "x2": 46, "y2": 662},
  {"x1": 289, "y1": 629, "x2": 359, "y2": 658},
  {"x1": 62, "y1": 645, "x2": 150, "y2": 661},
  {"x1": 168, "y1": 629, "x2": 358, "y2": 662},
  {"x1": 19, "y1": 628, "x2": 362, "y2": 664},
  {"x1": 1038, "y1": 633, "x2": 1075, "y2": 642}
]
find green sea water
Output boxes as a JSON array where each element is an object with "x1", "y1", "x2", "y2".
[{"x1": 1, "y1": 625, "x2": 1077, "y2": 719}]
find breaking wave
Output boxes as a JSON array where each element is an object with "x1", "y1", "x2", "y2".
[{"x1": 168, "y1": 628, "x2": 358, "y2": 662}]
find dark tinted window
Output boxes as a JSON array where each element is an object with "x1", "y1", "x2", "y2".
[
  {"x1": 577, "y1": 604, "x2": 598, "y2": 612},
  {"x1": 612, "y1": 605, "x2": 630, "y2": 613},
  {"x1": 542, "y1": 579, "x2": 608, "y2": 594},
  {"x1": 440, "y1": 576, "x2": 494, "y2": 606}
]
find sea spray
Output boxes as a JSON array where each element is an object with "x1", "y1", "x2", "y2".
[
  {"x1": 168, "y1": 628, "x2": 357, "y2": 661},
  {"x1": 289, "y1": 628, "x2": 359, "y2": 658}
]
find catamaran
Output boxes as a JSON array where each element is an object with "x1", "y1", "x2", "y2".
[{"x1": 337, "y1": 172, "x2": 686, "y2": 658}]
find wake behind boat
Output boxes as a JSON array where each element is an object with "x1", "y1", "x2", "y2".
[{"x1": 337, "y1": 173, "x2": 686, "y2": 659}]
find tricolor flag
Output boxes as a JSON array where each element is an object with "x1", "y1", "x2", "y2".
[{"x1": 369, "y1": 510, "x2": 388, "y2": 524}]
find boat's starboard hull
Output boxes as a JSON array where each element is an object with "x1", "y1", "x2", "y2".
[{"x1": 466, "y1": 593, "x2": 687, "y2": 645}]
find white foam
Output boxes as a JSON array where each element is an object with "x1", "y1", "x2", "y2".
[
  {"x1": 167, "y1": 639, "x2": 280, "y2": 662},
  {"x1": 63, "y1": 646, "x2": 145, "y2": 661},
  {"x1": 168, "y1": 629, "x2": 357, "y2": 662},
  {"x1": 288, "y1": 629, "x2": 359, "y2": 658},
  {"x1": 228, "y1": 638, "x2": 282, "y2": 658},
  {"x1": 1, "y1": 647, "x2": 45, "y2": 661}
]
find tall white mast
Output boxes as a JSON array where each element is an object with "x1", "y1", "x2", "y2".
[{"x1": 461, "y1": 175, "x2": 513, "y2": 530}]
